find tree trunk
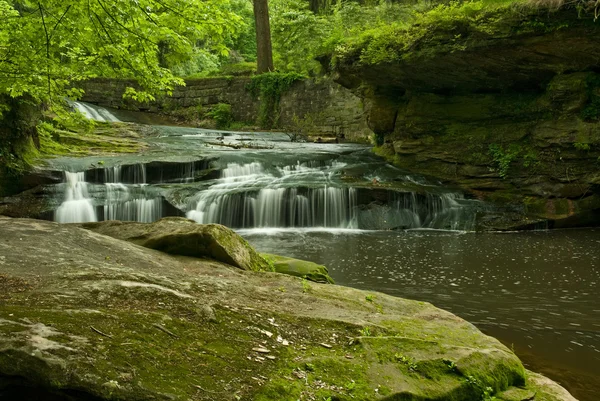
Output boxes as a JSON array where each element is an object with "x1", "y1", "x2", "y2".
[{"x1": 253, "y1": 0, "x2": 274, "y2": 74}]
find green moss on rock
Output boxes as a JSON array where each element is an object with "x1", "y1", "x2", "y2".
[{"x1": 262, "y1": 253, "x2": 334, "y2": 284}]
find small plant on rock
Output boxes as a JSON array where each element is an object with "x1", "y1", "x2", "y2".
[
  {"x1": 395, "y1": 354, "x2": 418, "y2": 372},
  {"x1": 284, "y1": 113, "x2": 315, "y2": 142},
  {"x1": 301, "y1": 277, "x2": 311, "y2": 293},
  {"x1": 488, "y1": 143, "x2": 521, "y2": 178}
]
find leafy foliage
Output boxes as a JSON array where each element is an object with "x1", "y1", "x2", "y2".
[
  {"x1": 574, "y1": 141, "x2": 591, "y2": 151},
  {"x1": 225, "y1": 0, "x2": 257, "y2": 63},
  {"x1": 0, "y1": 0, "x2": 244, "y2": 103},
  {"x1": 489, "y1": 143, "x2": 521, "y2": 178},
  {"x1": 333, "y1": 0, "x2": 518, "y2": 67},
  {"x1": 210, "y1": 62, "x2": 257, "y2": 77},
  {"x1": 328, "y1": 0, "x2": 599, "y2": 69},
  {"x1": 267, "y1": 0, "x2": 415, "y2": 74},
  {"x1": 270, "y1": 0, "x2": 329, "y2": 74},
  {"x1": 207, "y1": 103, "x2": 234, "y2": 128}
]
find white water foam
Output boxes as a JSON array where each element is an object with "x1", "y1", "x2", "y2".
[
  {"x1": 55, "y1": 165, "x2": 163, "y2": 224},
  {"x1": 187, "y1": 161, "x2": 358, "y2": 229},
  {"x1": 55, "y1": 172, "x2": 98, "y2": 223},
  {"x1": 74, "y1": 101, "x2": 120, "y2": 122}
]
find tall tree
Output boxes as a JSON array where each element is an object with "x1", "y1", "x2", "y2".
[{"x1": 253, "y1": 0, "x2": 274, "y2": 73}]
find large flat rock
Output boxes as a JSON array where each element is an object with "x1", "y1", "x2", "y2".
[{"x1": 0, "y1": 217, "x2": 576, "y2": 400}]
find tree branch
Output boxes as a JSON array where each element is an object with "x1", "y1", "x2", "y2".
[
  {"x1": 38, "y1": 2, "x2": 52, "y2": 101},
  {"x1": 95, "y1": 0, "x2": 157, "y2": 45},
  {"x1": 48, "y1": 5, "x2": 72, "y2": 43}
]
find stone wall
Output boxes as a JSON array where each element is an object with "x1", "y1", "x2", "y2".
[{"x1": 80, "y1": 77, "x2": 372, "y2": 142}]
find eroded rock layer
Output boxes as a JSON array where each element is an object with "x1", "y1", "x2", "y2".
[{"x1": 330, "y1": 7, "x2": 600, "y2": 228}]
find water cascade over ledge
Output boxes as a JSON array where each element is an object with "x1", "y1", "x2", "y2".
[
  {"x1": 55, "y1": 164, "x2": 164, "y2": 223},
  {"x1": 184, "y1": 160, "x2": 479, "y2": 231},
  {"x1": 73, "y1": 101, "x2": 120, "y2": 122},
  {"x1": 45, "y1": 119, "x2": 482, "y2": 231},
  {"x1": 54, "y1": 172, "x2": 98, "y2": 223},
  {"x1": 51, "y1": 154, "x2": 480, "y2": 230}
]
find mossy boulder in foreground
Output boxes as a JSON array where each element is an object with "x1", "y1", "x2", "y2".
[
  {"x1": 81, "y1": 217, "x2": 271, "y2": 272},
  {"x1": 0, "y1": 217, "x2": 576, "y2": 400}
]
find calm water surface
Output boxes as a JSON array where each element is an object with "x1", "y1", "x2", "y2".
[{"x1": 244, "y1": 228, "x2": 600, "y2": 401}]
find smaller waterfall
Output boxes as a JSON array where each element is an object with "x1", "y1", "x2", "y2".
[
  {"x1": 357, "y1": 191, "x2": 478, "y2": 231},
  {"x1": 223, "y1": 162, "x2": 264, "y2": 180},
  {"x1": 74, "y1": 101, "x2": 120, "y2": 122},
  {"x1": 103, "y1": 183, "x2": 162, "y2": 223},
  {"x1": 418, "y1": 192, "x2": 476, "y2": 231},
  {"x1": 180, "y1": 162, "x2": 196, "y2": 183},
  {"x1": 55, "y1": 164, "x2": 164, "y2": 224},
  {"x1": 55, "y1": 172, "x2": 98, "y2": 223},
  {"x1": 103, "y1": 164, "x2": 147, "y2": 184}
]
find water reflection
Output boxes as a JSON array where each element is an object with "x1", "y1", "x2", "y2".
[{"x1": 244, "y1": 229, "x2": 600, "y2": 401}]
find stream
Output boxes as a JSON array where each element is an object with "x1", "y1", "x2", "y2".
[{"x1": 42, "y1": 103, "x2": 600, "y2": 400}]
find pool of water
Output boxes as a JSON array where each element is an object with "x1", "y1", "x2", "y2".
[{"x1": 244, "y1": 228, "x2": 600, "y2": 401}]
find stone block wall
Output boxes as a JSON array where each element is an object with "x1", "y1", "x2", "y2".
[
  {"x1": 80, "y1": 77, "x2": 372, "y2": 142},
  {"x1": 278, "y1": 80, "x2": 369, "y2": 141}
]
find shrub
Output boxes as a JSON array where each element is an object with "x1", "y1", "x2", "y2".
[{"x1": 207, "y1": 103, "x2": 234, "y2": 129}]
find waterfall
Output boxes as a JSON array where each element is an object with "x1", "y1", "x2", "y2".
[
  {"x1": 188, "y1": 187, "x2": 358, "y2": 228},
  {"x1": 52, "y1": 159, "x2": 478, "y2": 230},
  {"x1": 73, "y1": 101, "x2": 120, "y2": 122},
  {"x1": 392, "y1": 192, "x2": 476, "y2": 231},
  {"x1": 185, "y1": 160, "x2": 479, "y2": 230},
  {"x1": 55, "y1": 172, "x2": 98, "y2": 223},
  {"x1": 55, "y1": 163, "x2": 163, "y2": 224},
  {"x1": 180, "y1": 162, "x2": 196, "y2": 183},
  {"x1": 186, "y1": 161, "x2": 358, "y2": 228}
]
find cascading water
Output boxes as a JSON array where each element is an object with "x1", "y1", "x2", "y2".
[
  {"x1": 103, "y1": 164, "x2": 147, "y2": 184},
  {"x1": 55, "y1": 172, "x2": 98, "y2": 223},
  {"x1": 100, "y1": 164, "x2": 162, "y2": 222},
  {"x1": 49, "y1": 108, "x2": 480, "y2": 230},
  {"x1": 102, "y1": 183, "x2": 163, "y2": 223},
  {"x1": 73, "y1": 101, "x2": 120, "y2": 122},
  {"x1": 187, "y1": 161, "x2": 358, "y2": 228},
  {"x1": 185, "y1": 160, "x2": 479, "y2": 231},
  {"x1": 355, "y1": 191, "x2": 478, "y2": 231},
  {"x1": 55, "y1": 164, "x2": 163, "y2": 224}
]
